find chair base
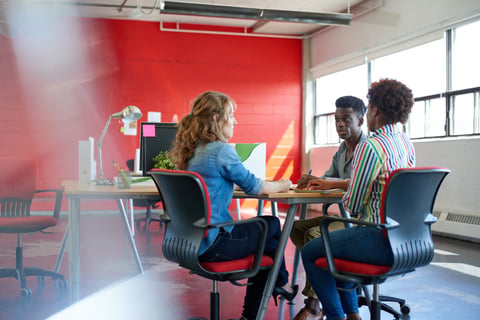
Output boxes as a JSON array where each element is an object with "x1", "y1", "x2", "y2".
[
  {"x1": 358, "y1": 286, "x2": 410, "y2": 320},
  {"x1": 185, "y1": 288, "x2": 220, "y2": 320},
  {"x1": 0, "y1": 267, "x2": 67, "y2": 297},
  {"x1": 134, "y1": 205, "x2": 165, "y2": 231},
  {"x1": 134, "y1": 216, "x2": 164, "y2": 231},
  {"x1": 0, "y1": 245, "x2": 67, "y2": 297},
  {"x1": 210, "y1": 291, "x2": 220, "y2": 320}
]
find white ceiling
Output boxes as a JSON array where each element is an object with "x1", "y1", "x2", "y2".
[{"x1": 24, "y1": 0, "x2": 376, "y2": 36}]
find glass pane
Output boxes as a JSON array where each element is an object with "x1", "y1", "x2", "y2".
[
  {"x1": 315, "y1": 116, "x2": 328, "y2": 145},
  {"x1": 371, "y1": 39, "x2": 445, "y2": 97},
  {"x1": 476, "y1": 92, "x2": 480, "y2": 134},
  {"x1": 451, "y1": 94, "x2": 475, "y2": 135},
  {"x1": 314, "y1": 115, "x2": 339, "y2": 145},
  {"x1": 407, "y1": 98, "x2": 446, "y2": 138},
  {"x1": 407, "y1": 102, "x2": 426, "y2": 138},
  {"x1": 426, "y1": 98, "x2": 447, "y2": 136},
  {"x1": 452, "y1": 20, "x2": 480, "y2": 90},
  {"x1": 326, "y1": 115, "x2": 339, "y2": 144},
  {"x1": 315, "y1": 64, "x2": 368, "y2": 114}
]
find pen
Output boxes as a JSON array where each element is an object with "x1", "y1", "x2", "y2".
[{"x1": 112, "y1": 160, "x2": 121, "y2": 171}]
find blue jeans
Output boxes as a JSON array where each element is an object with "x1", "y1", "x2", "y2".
[
  {"x1": 199, "y1": 216, "x2": 289, "y2": 320},
  {"x1": 301, "y1": 227, "x2": 393, "y2": 320}
]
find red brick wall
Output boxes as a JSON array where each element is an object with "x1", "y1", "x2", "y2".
[{"x1": 0, "y1": 18, "x2": 302, "y2": 210}]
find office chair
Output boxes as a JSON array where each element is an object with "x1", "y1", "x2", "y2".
[
  {"x1": 314, "y1": 167, "x2": 450, "y2": 320},
  {"x1": 125, "y1": 159, "x2": 163, "y2": 231},
  {"x1": 0, "y1": 157, "x2": 67, "y2": 297},
  {"x1": 150, "y1": 169, "x2": 274, "y2": 320}
]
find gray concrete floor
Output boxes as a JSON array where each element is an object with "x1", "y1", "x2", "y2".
[{"x1": 0, "y1": 210, "x2": 479, "y2": 320}]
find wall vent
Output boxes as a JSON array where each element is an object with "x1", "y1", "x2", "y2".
[
  {"x1": 432, "y1": 211, "x2": 480, "y2": 243},
  {"x1": 445, "y1": 212, "x2": 480, "y2": 225}
]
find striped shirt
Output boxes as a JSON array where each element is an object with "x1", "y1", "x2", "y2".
[{"x1": 343, "y1": 124, "x2": 415, "y2": 223}]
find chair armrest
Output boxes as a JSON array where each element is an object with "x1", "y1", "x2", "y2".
[
  {"x1": 34, "y1": 188, "x2": 63, "y2": 220},
  {"x1": 320, "y1": 215, "x2": 384, "y2": 230},
  {"x1": 424, "y1": 213, "x2": 437, "y2": 225},
  {"x1": 161, "y1": 213, "x2": 171, "y2": 222},
  {"x1": 193, "y1": 217, "x2": 266, "y2": 230},
  {"x1": 193, "y1": 217, "x2": 269, "y2": 278}
]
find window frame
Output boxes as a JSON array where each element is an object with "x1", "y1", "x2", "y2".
[{"x1": 312, "y1": 19, "x2": 480, "y2": 145}]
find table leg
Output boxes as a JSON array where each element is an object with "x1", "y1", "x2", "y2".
[
  {"x1": 54, "y1": 223, "x2": 69, "y2": 273},
  {"x1": 271, "y1": 201, "x2": 278, "y2": 217},
  {"x1": 69, "y1": 198, "x2": 81, "y2": 303},
  {"x1": 236, "y1": 198, "x2": 241, "y2": 220},
  {"x1": 290, "y1": 204, "x2": 308, "y2": 287},
  {"x1": 256, "y1": 203, "x2": 299, "y2": 320},
  {"x1": 257, "y1": 199, "x2": 264, "y2": 216},
  {"x1": 116, "y1": 199, "x2": 144, "y2": 274},
  {"x1": 128, "y1": 199, "x2": 135, "y2": 236}
]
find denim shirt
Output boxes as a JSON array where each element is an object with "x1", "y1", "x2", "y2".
[{"x1": 188, "y1": 141, "x2": 263, "y2": 255}]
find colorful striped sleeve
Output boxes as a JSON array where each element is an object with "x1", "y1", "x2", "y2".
[{"x1": 343, "y1": 139, "x2": 383, "y2": 219}]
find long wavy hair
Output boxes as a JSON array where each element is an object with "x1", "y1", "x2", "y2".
[{"x1": 169, "y1": 91, "x2": 235, "y2": 170}]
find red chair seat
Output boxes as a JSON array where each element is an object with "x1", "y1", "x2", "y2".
[
  {"x1": 315, "y1": 258, "x2": 391, "y2": 276},
  {"x1": 201, "y1": 254, "x2": 274, "y2": 273},
  {"x1": 0, "y1": 216, "x2": 57, "y2": 233}
]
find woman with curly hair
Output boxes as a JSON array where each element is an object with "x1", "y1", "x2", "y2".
[
  {"x1": 301, "y1": 79, "x2": 415, "y2": 320},
  {"x1": 169, "y1": 91, "x2": 297, "y2": 320}
]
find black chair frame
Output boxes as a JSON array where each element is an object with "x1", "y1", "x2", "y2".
[
  {"x1": 317, "y1": 167, "x2": 450, "y2": 320},
  {"x1": 150, "y1": 169, "x2": 273, "y2": 320}
]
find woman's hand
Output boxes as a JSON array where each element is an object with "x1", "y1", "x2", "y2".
[
  {"x1": 260, "y1": 178, "x2": 292, "y2": 194},
  {"x1": 277, "y1": 178, "x2": 293, "y2": 192}
]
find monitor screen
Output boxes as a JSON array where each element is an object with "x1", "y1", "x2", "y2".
[{"x1": 139, "y1": 122, "x2": 178, "y2": 176}]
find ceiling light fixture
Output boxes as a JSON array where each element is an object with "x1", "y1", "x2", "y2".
[{"x1": 160, "y1": 1, "x2": 352, "y2": 26}]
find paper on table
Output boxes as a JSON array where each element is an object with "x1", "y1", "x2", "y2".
[{"x1": 293, "y1": 188, "x2": 344, "y2": 194}]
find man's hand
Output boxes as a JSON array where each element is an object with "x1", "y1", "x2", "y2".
[
  {"x1": 296, "y1": 174, "x2": 317, "y2": 189},
  {"x1": 306, "y1": 179, "x2": 335, "y2": 190}
]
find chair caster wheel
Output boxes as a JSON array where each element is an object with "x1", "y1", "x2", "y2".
[
  {"x1": 57, "y1": 279, "x2": 68, "y2": 288},
  {"x1": 400, "y1": 304, "x2": 410, "y2": 314},
  {"x1": 21, "y1": 288, "x2": 32, "y2": 297}
]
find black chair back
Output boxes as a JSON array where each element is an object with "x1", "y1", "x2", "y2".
[
  {"x1": 150, "y1": 169, "x2": 209, "y2": 272},
  {"x1": 381, "y1": 167, "x2": 450, "y2": 275},
  {"x1": 150, "y1": 169, "x2": 273, "y2": 285}
]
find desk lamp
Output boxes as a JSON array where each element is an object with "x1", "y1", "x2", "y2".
[{"x1": 96, "y1": 105, "x2": 142, "y2": 185}]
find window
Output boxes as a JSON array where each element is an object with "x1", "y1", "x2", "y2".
[
  {"x1": 313, "y1": 18, "x2": 480, "y2": 144},
  {"x1": 371, "y1": 40, "x2": 445, "y2": 98},
  {"x1": 451, "y1": 20, "x2": 480, "y2": 91},
  {"x1": 449, "y1": 89, "x2": 480, "y2": 135},
  {"x1": 314, "y1": 64, "x2": 367, "y2": 144},
  {"x1": 407, "y1": 97, "x2": 446, "y2": 138}
]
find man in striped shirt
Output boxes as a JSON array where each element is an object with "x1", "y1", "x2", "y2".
[{"x1": 301, "y1": 79, "x2": 415, "y2": 320}]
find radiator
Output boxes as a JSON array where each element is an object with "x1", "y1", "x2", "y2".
[{"x1": 432, "y1": 211, "x2": 480, "y2": 243}]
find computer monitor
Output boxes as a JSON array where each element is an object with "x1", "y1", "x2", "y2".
[{"x1": 139, "y1": 122, "x2": 178, "y2": 176}]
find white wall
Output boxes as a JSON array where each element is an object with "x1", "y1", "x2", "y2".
[
  {"x1": 311, "y1": 0, "x2": 480, "y2": 76},
  {"x1": 309, "y1": 138, "x2": 480, "y2": 216},
  {"x1": 414, "y1": 137, "x2": 480, "y2": 215}
]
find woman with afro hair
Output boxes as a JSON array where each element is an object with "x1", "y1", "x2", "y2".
[{"x1": 300, "y1": 79, "x2": 415, "y2": 320}]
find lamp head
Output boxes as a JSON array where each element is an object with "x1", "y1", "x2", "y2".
[{"x1": 111, "y1": 105, "x2": 142, "y2": 122}]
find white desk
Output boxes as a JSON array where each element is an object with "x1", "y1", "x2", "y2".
[
  {"x1": 58, "y1": 180, "x2": 344, "y2": 312},
  {"x1": 59, "y1": 181, "x2": 161, "y2": 302}
]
